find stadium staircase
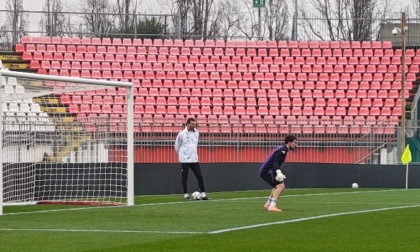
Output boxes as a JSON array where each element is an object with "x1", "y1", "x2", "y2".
[
  {"x1": 1, "y1": 49, "x2": 90, "y2": 162},
  {"x1": 0, "y1": 51, "x2": 35, "y2": 72},
  {"x1": 32, "y1": 96, "x2": 88, "y2": 162},
  {"x1": 407, "y1": 73, "x2": 420, "y2": 120}
]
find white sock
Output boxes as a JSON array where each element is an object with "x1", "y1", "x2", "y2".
[
  {"x1": 184, "y1": 193, "x2": 189, "y2": 198},
  {"x1": 270, "y1": 199, "x2": 278, "y2": 207},
  {"x1": 201, "y1": 192, "x2": 207, "y2": 198},
  {"x1": 266, "y1": 197, "x2": 272, "y2": 205}
]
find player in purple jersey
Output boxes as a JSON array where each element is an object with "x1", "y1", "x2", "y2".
[{"x1": 259, "y1": 135, "x2": 297, "y2": 212}]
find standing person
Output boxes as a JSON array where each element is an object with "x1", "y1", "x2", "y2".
[
  {"x1": 175, "y1": 118, "x2": 209, "y2": 200},
  {"x1": 259, "y1": 135, "x2": 297, "y2": 212}
]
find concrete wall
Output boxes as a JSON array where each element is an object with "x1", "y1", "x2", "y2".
[{"x1": 135, "y1": 163, "x2": 420, "y2": 195}]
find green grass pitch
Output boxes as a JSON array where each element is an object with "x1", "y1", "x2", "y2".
[{"x1": 1, "y1": 188, "x2": 419, "y2": 252}]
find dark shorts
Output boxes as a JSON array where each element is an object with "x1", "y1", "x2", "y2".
[{"x1": 260, "y1": 171, "x2": 283, "y2": 188}]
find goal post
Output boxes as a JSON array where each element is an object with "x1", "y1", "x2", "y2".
[{"x1": 0, "y1": 70, "x2": 134, "y2": 215}]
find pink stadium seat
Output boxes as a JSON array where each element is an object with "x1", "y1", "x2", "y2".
[
  {"x1": 338, "y1": 41, "x2": 349, "y2": 48},
  {"x1": 280, "y1": 107, "x2": 291, "y2": 116},
  {"x1": 275, "y1": 40, "x2": 286, "y2": 48},
  {"x1": 308, "y1": 41, "x2": 318, "y2": 49}
]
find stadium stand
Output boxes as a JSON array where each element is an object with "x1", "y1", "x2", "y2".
[{"x1": 14, "y1": 37, "x2": 420, "y2": 134}]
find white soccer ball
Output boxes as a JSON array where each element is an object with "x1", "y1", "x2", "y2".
[
  {"x1": 352, "y1": 183, "x2": 359, "y2": 189},
  {"x1": 192, "y1": 191, "x2": 202, "y2": 200},
  {"x1": 275, "y1": 169, "x2": 286, "y2": 182}
]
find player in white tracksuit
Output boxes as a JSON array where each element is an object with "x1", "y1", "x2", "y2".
[{"x1": 175, "y1": 118, "x2": 209, "y2": 200}]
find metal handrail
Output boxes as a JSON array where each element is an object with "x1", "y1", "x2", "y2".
[{"x1": 354, "y1": 142, "x2": 387, "y2": 164}]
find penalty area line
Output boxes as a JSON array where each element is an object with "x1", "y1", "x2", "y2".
[{"x1": 209, "y1": 204, "x2": 420, "y2": 234}]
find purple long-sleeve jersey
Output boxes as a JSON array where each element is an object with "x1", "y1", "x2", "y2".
[{"x1": 259, "y1": 144, "x2": 289, "y2": 175}]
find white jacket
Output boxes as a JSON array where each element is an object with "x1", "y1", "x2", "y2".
[{"x1": 174, "y1": 127, "x2": 199, "y2": 163}]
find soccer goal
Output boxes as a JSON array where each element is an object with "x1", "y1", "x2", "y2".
[{"x1": 0, "y1": 70, "x2": 134, "y2": 215}]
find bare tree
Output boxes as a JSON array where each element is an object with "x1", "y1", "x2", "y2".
[
  {"x1": 159, "y1": 0, "x2": 218, "y2": 39},
  {"x1": 3, "y1": 0, "x2": 29, "y2": 45},
  {"x1": 171, "y1": 0, "x2": 193, "y2": 37},
  {"x1": 409, "y1": 0, "x2": 420, "y2": 16},
  {"x1": 39, "y1": 0, "x2": 68, "y2": 36},
  {"x1": 204, "y1": 3, "x2": 222, "y2": 39},
  {"x1": 300, "y1": 0, "x2": 393, "y2": 41},
  {"x1": 236, "y1": 0, "x2": 258, "y2": 39},
  {"x1": 215, "y1": 0, "x2": 244, "y2": 40},
  {"x1": 263, "y1": 0, "x2": 289, "y2": 40},
  {"x1": 158, "y1": 0, "x2": 286, "y2": 40},
  {"x1": 192, "y1": 0, "x2": 216, "y2": 38},
  {"x1": 116, "y1": 0, "x2": 141, "y2": 33},
  {"x1": 77, "y1": 0, "x2": 117, "y2": 37},
  {"x1": 237, "y1": 0, "x2": 289, "y2": 40},
  {"x1": 157, "y1": 0, "x2": 189, "y2": 37}
]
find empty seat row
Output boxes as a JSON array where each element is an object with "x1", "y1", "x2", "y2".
[
  {"x1": 1, "y1": 77, "x2": 18, "y2": 86},
  {"x1": 135, "y1": 113, "x2": 399, "y2": 125},
  {"x1": 61, "y1": 95, "x2": 126, "y2": 105},
  {"x1": 2, "y1": 102, "x2": 40, "y2": 112},
  {"x1": 25, "y1": 53, "x2": 420, "y2": 67},
  {"x1": 133, "y1": 124, "x2": 396, "y2": 135},
  {"x1": 78, "y1": 121, "x2": 396, "y2": 134},
  {"x1": 1, "y1": 84, "x2": 26, "y2": 94},
  {"x1": 126, "y1": 114, "x2": 398, "y2": 134},
  {"x1": 58, "y1": 82, "x2": 407, "y2": 99},
  {"x1": 77, "y1": 113, "x2": 126, "y2": 122},
  {"x1": 63, "y1": 91, "x2": 404, "y2": 108},
  {"x1": 131, "y1": 79, "x2": 410, "y2": 90},
  {"x1": 21, "y1": 44, "x2": 410, "y2": 57},
  {"x1": 20, "y1": 36, "x2": 393, "y2": 49},
  {"x1": 3, "y1": 111, "x2": 50, "y2": 119},
  {"x1": 130, "y1": 104, "x2": 402, "y2": 117},
  {"x1": 31, "y1": 60, "x2": 420, "y2": 74},
  {"x1": 68, "y1": 104, "x2": 128, "y2": 114},
  {"x1": 52, "y1": 69, "x2": 413, "y2": 83},
  {"x1": 132, "y1": 87, "x2": 409, "y2": 99},
  {"x1": 22, "y1": 37, "x2": 173, "y2": 47},
  {"x1": 36, "y1": 63, "x2": 419, "y2": 81},
  {"x1": 57, "y1": 84, "x2": 410, "y2": 100},
  {"x1": 23, "y1": 51, "x2": 420, "y2": 65},
  {"x1": 131, "y1": 96, "x2": 401, "y2": 108}
]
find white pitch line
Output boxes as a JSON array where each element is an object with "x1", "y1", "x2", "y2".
[
  {"x1": 3, "y1": 204, "x2": 419, "y2": 235},
  {"x1": 1, "y1": 189, "x2": 405, "y2": 216},
  {"x1": 1, "y1": 191, "x2": 418, "y2": 235},
  {"x1": 283, "y1": 201, "x2": 420, "y2": 206},
  {"x1": 0, "y1": 228, "x2": 205, "y2": 235},
  {"x1": 139, "y1": 189, "x2": 402, "y2": 205},
  {"x1": 209, "y1": 204, "x2": 420, "y2": 234}
]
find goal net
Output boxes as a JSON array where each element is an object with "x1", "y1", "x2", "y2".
[{"x1": 0, "y1": 70, "x2": 134, "y2": 215}]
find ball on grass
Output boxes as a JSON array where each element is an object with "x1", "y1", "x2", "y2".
[
  {"x1": 352, "y1": 183, "x2": 359, "y2": 189},
  {"x1": 192, "y1": 191, "x2": 202, "y2": 200}
]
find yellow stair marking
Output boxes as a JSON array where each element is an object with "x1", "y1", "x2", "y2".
[
  {"x1": 33, "y1": 97, "x2": 59, "y2": 104},
  {"x1": 41, "y1": 107, "x2": 67, "y2": 113},
  {"x1": 0, "y1": 55, "x2": 20, "y2": 60},
  {"x1": 3, "y1": 63, "x2": 28, "y2": 69}
]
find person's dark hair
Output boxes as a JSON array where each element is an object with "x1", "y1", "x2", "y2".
[
  {"x1": 285, "y1": 135, "x2": 297, "y2": 144},
  {"x1": 186, "y1": 118, "x2": 195, "y2": 124}
]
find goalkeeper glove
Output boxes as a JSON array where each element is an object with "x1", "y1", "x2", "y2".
[{"x1": 275, "y1": 169, "x2": 286, "y2": 182}]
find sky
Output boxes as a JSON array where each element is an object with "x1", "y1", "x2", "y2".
[
  {"x1": 7, "y1": 0, "x2": 411, "y2": 13},
  {"x1": 0, "y1": 0, "x2": 160, "y2": 35},
  {"x1": 3, "y1": 0, "x2": 158, "y2": 12},
  {"x1": 0, "y1": 0, "x2": 413, "y2": 40}
]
